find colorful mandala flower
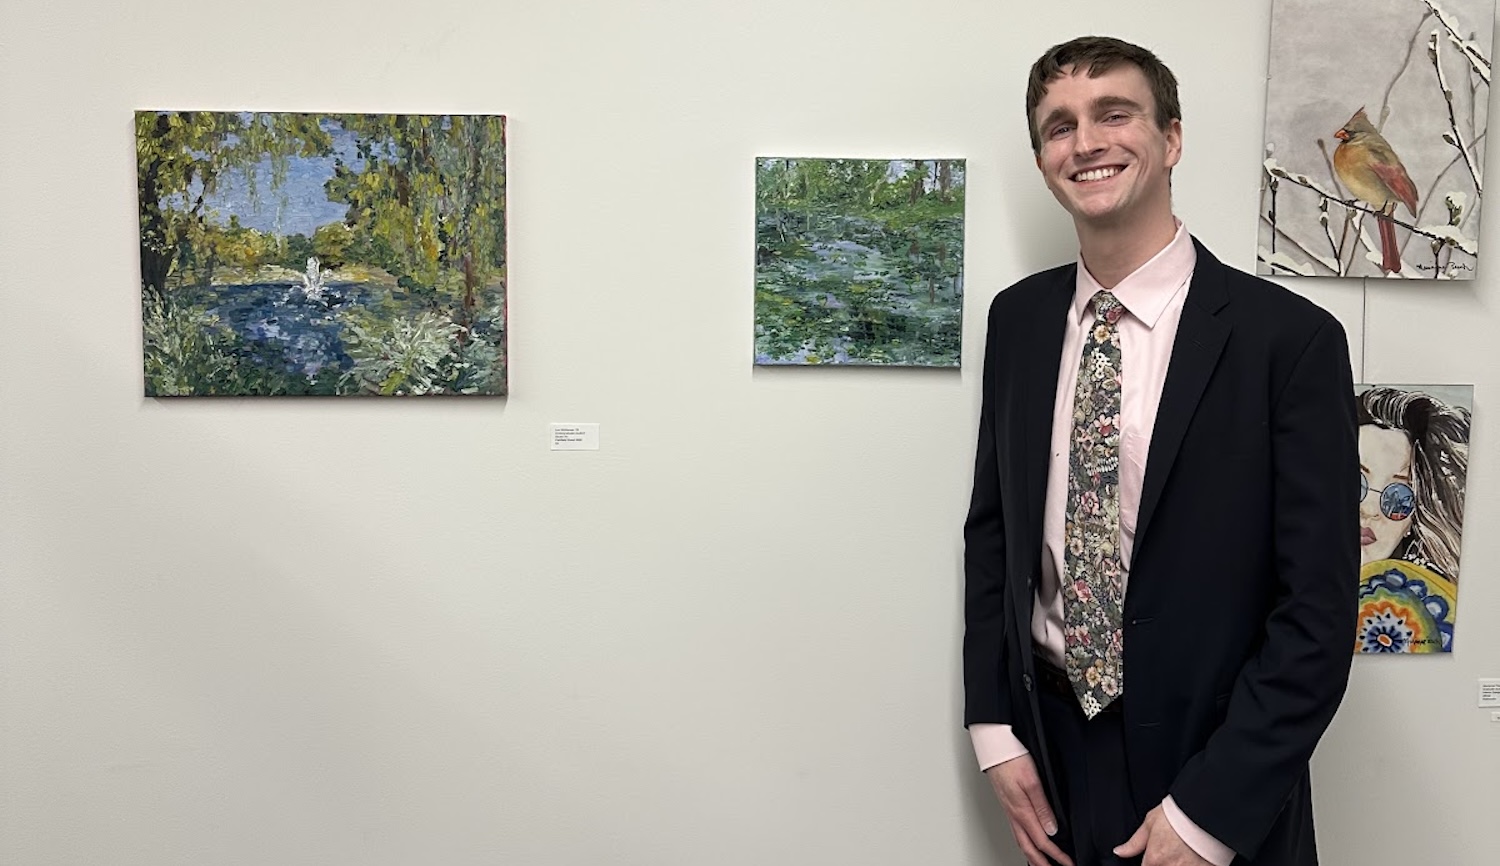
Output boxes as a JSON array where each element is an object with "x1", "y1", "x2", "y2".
[
  {"x1": 1355, "y1": 559, "x2": 1458, "y2": 654},
  {"x1": 1358, "y1": 610, "x2": 1413, "y2": 652}
]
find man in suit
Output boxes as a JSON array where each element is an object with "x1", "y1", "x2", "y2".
[{"x1": 963, "y1": 36, "x2": 1358, "y2": 866}]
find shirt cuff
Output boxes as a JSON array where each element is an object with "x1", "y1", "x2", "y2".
[
  {"x1": 968, "y1": 723, "x2": 1031, "y2": 771},
  {"x1": 1161, "y1": 795, "x2": 1236, "y2": 866}
]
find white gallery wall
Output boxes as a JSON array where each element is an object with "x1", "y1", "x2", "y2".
[{"x1": 1, "y1": 0, "x2": 1496, "y2": 863}]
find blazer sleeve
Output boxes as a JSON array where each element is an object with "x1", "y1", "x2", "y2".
[
  {"x1": 1168, "y1": 315, "x2": 1360, "y2": 859},
  {"x1": 963, "y1": 299, "x2": 1014, "y2": 729}
]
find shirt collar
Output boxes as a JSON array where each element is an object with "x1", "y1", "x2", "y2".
[{"x1": 1072, "y1": 222, "x2": 1196, "y2": 328}]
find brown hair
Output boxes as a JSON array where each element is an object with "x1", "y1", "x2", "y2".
[
  {"x1": 1025, "y1": 36, "x2": 1182, "y2": 154},
  {"x1": 1358, "y1": 387, "x2": 1471, "y2": 580}
]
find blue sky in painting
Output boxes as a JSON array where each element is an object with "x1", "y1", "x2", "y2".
[{"x1": 199, "y1": 120, "x2": 364, "y2": 237}]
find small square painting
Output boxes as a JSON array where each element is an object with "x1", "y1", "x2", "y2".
[{"x1": 755, "y1": 157, "x2": 964, "y2": 366}]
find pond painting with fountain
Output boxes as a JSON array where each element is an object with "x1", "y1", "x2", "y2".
[{"x1": 136, "y1": 111, "x2": 507, "y2": 396}]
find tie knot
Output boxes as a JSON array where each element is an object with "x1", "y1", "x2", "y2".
[{"x1": 1091, "y1": 290, "x2": 1124, "y2": 325}]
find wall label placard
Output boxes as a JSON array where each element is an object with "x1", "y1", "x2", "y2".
[{"x1": 551, "y1": 423, "x2": 600, "y2": 451}]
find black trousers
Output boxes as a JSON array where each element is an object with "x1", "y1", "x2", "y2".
[{"x1": 1036, "y1": 660, "x2": 1144, "y2": 866}]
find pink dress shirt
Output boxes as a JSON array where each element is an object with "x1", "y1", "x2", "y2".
[{"x1": 969, "y1": 224, "x2": 1235, "y2": 866}]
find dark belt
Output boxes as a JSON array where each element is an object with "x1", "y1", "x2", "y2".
[{"x1": 1034, "y1": 655, "x2": 1122, "y2": 714}]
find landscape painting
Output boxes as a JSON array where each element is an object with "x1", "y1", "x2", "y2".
[
  {"x1": 137, "y1": 111, "x2": 506, "y2": 396},
  {"x1": 1259, "y1": 0, "x2": 1493, "y2": 279},
  {"x1": 755, "y1": 157, "x2": 964, "y2": 366},
  {"x1": 1355, "y1": 384, "x2": 1471, "y2": 653}
]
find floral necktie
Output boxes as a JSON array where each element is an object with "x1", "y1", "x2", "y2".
[{"x1": 1063, "y1": 289, "x2": 1126, "y2": 718}]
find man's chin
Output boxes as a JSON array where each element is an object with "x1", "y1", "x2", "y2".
[{"x1": 1068, "y1": 202, "x2": 1131, "y2": 229}]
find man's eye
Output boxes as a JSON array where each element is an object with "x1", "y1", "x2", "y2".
[
  {"x1": 1050, "y1": 124, "x2": 1073, "y2": 138},
  {"x1": 1104, "y1": 112, "x2": 1129, "y2": 123}
]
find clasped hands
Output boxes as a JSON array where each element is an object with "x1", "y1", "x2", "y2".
[{"x1": 985, "y1": 754, "x2": 1212, "y2": 866}]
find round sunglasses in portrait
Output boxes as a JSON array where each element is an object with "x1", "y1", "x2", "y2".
[{"x1": 1360, "y1": 475, "x2": 1416, "y2": 521}]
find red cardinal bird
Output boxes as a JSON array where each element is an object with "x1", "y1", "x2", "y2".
[{"x1": 1333, "y1": 107, "x2": 1419, "y2": 274}]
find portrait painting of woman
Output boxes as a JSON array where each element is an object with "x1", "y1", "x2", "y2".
[{"x1": 1355, "y1": 385, "x2": 1472, "y2": 653}]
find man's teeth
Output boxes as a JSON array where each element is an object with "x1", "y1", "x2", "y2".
[{"x1": 1074, "y1": 167, "x2": 1121, "y2": 182}]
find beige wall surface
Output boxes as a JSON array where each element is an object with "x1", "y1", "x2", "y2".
[{"x1": 0, "y1": 1, "x2": 1495, "y2": 863}]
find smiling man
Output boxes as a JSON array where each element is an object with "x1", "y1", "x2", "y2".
[{"x1": 963, "y1": 37, "x2": 1359, "y2": 866}]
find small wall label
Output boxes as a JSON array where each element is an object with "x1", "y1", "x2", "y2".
[{"x1": 551, "y1": 423, "x2": 600, "y2": 451}]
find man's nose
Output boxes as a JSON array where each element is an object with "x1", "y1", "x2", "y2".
[{"x1": 1073, "y1": 121, "x2": 1105, "y2": 157}]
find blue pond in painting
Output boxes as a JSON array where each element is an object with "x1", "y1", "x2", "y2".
[{"x1": 196, "y1": 272, "x2": 360, "y2": 379}]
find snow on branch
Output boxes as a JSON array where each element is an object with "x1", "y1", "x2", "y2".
[
  {"x1": 1257, "y1": 247, "x2": 1317, "y2": 277},
  {"x1": 1419, "y1": 221, "x2": 1478, "y2": 253},
  {"x1": 1265, "y1": 158, "x2": 1477, "y2": 255},
  {"x1": 1263, "y1": 158, "x2": 1342, "y2": 200},
  {"x1": 1420, "y1": 0, "x2": 1492, "y2": 83},
  {"x1": 1430, "y1": 30, "x2": 1484, "y2": 193}
]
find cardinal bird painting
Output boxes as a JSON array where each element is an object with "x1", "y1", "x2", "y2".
[
  {"x1": 1333, "y1": 108, "x2": 1420, "y2": 274},
  {"x1": 1258, "y1": 0, "x2": 1494, "y2": 280}
]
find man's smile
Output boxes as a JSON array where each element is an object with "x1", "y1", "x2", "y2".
[{"x1": 1072, "y1": 165, "x2": 1126, "y2": 183}]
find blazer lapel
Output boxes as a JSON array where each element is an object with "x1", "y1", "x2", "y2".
[
  {"x1": 1134, "y1": 240, "x2": 1232, "y2": 550},
  {"x1": 1020, "y1": 266, "x2": 1076, "y2": 564}
]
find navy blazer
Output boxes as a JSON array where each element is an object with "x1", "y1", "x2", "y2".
[{"x1": 963, "y1": 239, "x2": 1359, "y2": 865}]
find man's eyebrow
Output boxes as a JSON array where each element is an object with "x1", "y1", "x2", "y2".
[
  {"x1": 1037, "y1": 106, "x2": 1073, "y2": 134},
  {"x1": 1093, "y1": 95, "x2": 1147, "y2": 114}
]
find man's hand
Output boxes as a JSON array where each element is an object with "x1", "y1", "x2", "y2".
[
  {"x1": 985, "y1": 754, "x2": 1073, "y2": 866},
  {"x1": 1114, "y1": 805, "x2": 1212, "y2": 866}
]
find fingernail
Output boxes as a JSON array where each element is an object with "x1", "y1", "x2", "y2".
[{"x1": 1044, "y1": 821, "x2": 1058, "y2": 836}]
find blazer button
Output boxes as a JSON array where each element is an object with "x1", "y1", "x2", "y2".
[{"x1": 1023, "y1": 673, "x2": 1034, "y2": 692}]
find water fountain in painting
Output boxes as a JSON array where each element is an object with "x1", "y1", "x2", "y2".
[
  {"x1": 296, "y1": 256, "x2": 327, "y2": 302},
  {"x1": 284, "y1": 255, "x2": 346, "y2": 308}
]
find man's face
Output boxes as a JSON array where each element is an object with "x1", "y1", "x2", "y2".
[{"x1": 1031, "y1": 63, "x2": 1182, "y2": 230}]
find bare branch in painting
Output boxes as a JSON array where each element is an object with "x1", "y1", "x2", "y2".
[
  {"x1": 1401, "y1": 129, "x2": 1487, "y2": 256},
  {"x1": 1267, "y1": 170, "x2": 1280, "y2": 255},
  {"x1": 1379, "y1": 10, "x2": 1435, "y2": 130},
  {"x1": 1267, "y1": 155, "x2": 1372, "y2": 276},
  {"x1": 1260, "y1": 159, "x2": 1368, "y2": 273},
  {"x1": 1313, "y1": 138, "x2": 1363, "y2": 274},
  {"x1": 1345, "y1": 213, "x2": 1376, "y2": 274},
  {"x1": 1267, "y1": 158, "x2": 1343, "y2": 200},
  {"x1": 1260, "y1": 215, "x2": 1340, "y2": 274},
  {"x1": 1469, "y1": 49, "x2": 1480, "y2": 131},
  {"x1": 1317, "y1": 199, "x2": 1348, "y2": 274},
  {"x1": 1266, "y1": 159, "x2": 1477, "y2": 254},
  {"x1": 1316, "y1": 138, "x2": 1349, "y2": 198},
  {"x1": 1421, "y1": 0, "x2": 1492, "y2": 82},
  {"x1": 1430, "y1": 31, "x2": 1484, "y2": 193}
]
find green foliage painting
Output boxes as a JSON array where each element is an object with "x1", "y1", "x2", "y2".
[
  {"x1": 136, "y1": 111, "x2": 507, "y2": 396},
  {"x1": 755, "y1": 157, "x2": 965, "y2": 366}
]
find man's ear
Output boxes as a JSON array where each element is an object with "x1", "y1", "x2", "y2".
[{"x1": 1165, "y1": 118, "x2": 1183, "y2": 169}]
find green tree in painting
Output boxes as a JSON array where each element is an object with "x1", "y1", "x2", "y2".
[
  {"x1": 326, "y1": 115, "x2": 506, "y2": 331},
  {"x1": 135, "y1": 111, "x2": 332, "y2": 307},
  {"x1": 323, "y1": 114, "x2": 507, "y2": 395},
  {"x1": 755, "y1": 158, "x2": 965, "y2": 366},
  {"x1": 311, "y1": 223, "x2": 354, "y2": 269}
]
